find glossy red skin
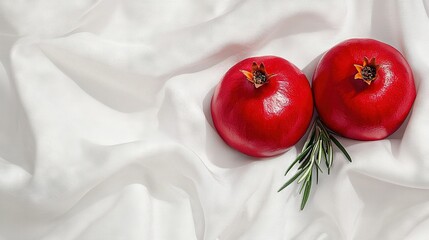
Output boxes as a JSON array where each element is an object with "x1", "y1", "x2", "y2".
[
  {"x1": 313, "y1": 38, "x2": 416, "y2": 140},
  {"x1": 211, "y1": 56, "x2": 313, "y2": 157}
]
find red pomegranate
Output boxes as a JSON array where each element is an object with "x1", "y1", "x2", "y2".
[
  {"x1": 313, "y1": 38, "x2": 416, "y2": 140},
  {"x1": 211, "y1": 56, "x2": 313, "y2": 157}
]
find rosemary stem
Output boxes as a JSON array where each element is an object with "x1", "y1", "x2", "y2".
[{"x1": 278, "y1": 117, "x2": 352, "y2": 210}]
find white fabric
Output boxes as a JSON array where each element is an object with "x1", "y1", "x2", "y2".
[{"x1": 1, "y1": 0, "x2": 429, "y2": 239}]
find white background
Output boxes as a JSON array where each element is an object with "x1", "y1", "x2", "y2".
[{"x1": 0, "y1": 0, "x2": 429, "y2": 239}]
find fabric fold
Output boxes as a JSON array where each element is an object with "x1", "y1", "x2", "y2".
[{"x1": 1, "y1": 0, "x2": 429, "y2": 239}]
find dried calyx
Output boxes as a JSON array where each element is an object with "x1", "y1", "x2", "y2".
[
  {"x1": 354, "y1": 57, "x2": 380, "y2": 85},
  {"x1": 241, "y1": 62, "x2": 276, "y2": 88}
]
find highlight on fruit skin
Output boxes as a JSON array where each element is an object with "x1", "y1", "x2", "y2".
[{"x1": 210, "y1": 56, "x2": 313, "y2": 158}]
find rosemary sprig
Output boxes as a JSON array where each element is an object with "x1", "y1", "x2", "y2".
[{"x1": 278, "y1": 117, "x2": 352, "y2": 210}]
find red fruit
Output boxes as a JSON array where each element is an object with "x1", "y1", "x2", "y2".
[
  {"x1": 211, "y1": 56, "x2": 313, "y2": 157},
  {"x1": 313, "y1": 38, "x2": 416, "y2": 140}
]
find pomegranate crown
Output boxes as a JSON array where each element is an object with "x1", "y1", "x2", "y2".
[
  {"x1": 240, "y1": 62, "x2": 276, "y2": 88},
  {"x1": 354, "y1": 57, "x2": 380, "y2": 85}
]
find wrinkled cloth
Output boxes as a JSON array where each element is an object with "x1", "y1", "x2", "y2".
[{"x1": 1, "y1": 0, "x2": 429, "y2": 239}]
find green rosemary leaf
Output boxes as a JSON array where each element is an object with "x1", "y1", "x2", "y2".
[
  {"x1": 300, "y1": 175, "x2": 312, "y2": 210},
  {"x1": 318, "y1": 120, "x2": 331, "y2": 139},
  {"x1": 299, "y1": 175, "x2": 308, "y2": 194},
  {"x1": 284, "y1": 162, "x2": 299, "y2": 176},
  {"x1": 298, "y1": 156, "x2": 311, "y2": 170},
  {"x1": 312, "y1": 138, "x2": 320, "y2": 158},
  {"x1": 321, "y1": 138, "x2": 330, "y2": 170},
  {"x1": 297, "y1": 162, "x2": 312, "y2": 184},
  {"x1": 286, "y1": 142, "x2": 315, "y2": 177},
  {"x1": 297, "y1": 143, "x2": 313, "y2": 164},
  {"x1": 329, "y1": 143, "x2": 333, "y2": 166},
  {"x1": 302, "y1": 142, "x2": 317, "y2": 171},
  {"x1": 278, "y1": 167, "x2": 306, "y2": 192},
  {"x1": 316, "y1": 163, "x2": 319, "y2": 184},
  {"x1": 325, "y1": 156, "x2": 330, "y2": 174},
  {"x1": 330, "y1": 135, "x2": 352, "y2": 162},
  {"x1": 317, "y1": 140, "x2": 323, "y2": 165},
  {"x1": 298, "y1": 146, "x2": 315, "y2": 169},
  {"x1": 314, "y1": 156, "x2": 323, "y2": 173},
  {"x1": 321, "y1": 132, "x2": 330, "y2": 142},
  {"x1": 285, "y1": 155, "x2": 301, "y2": 176},
  {"x1": 314, "y1": 159, "x2": 321, "y2": 185}
]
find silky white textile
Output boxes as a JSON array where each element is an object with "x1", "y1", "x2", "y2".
[{"x1": 1, "y1": 0, "x2": 429, "y2": 239}]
